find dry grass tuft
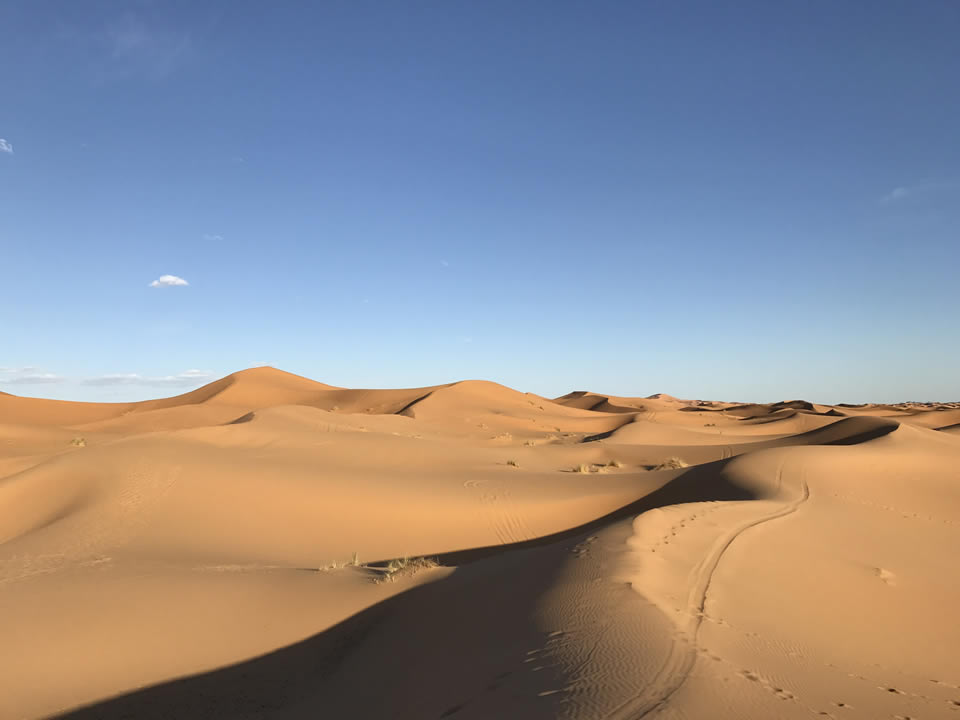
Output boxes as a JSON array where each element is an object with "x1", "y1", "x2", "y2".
[
  {"x1": 318, "y1": 551, "x2": 361, "y2": 571},
  {"x1": 507, "y1": 459, "x2": 520, "y2": 468},
  {"x1": 573, "y1": 463, "x2": 592, "y2": 473},
  {"x1": 70, "y1": 437, "x2": 86, "y2": 448},
  {"x1": 607, "y1": 459, "x2": 623, "y2": 468},
  {"x1": 653, "y1": 457, "x2": 689, "y2": 471},
  {"x1": 375, "y1": 556, "x2": 439, "y2": 584}
]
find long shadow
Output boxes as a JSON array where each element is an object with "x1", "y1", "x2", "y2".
[{"x1": 50, "y1": 420, "x2": 898, "y2": 720}]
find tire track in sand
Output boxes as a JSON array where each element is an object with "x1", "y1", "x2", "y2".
[{"x1": 606, "y1": 461, "x2": 811, "y2": 719}]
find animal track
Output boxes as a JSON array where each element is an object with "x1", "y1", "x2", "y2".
[
  {"x1": 571, "y1": 535, "x2": 598, "y2": 558},
  {"x1": 737, "y1": 669, "x2": 798, "y2": 701}
]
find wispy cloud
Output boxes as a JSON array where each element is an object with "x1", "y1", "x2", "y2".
[
  {"x1": 881, "y1": 181, "x2": 957, "y2": 204},
  {"x1": 0, "y1": 367, "x2": 64, "y2": 385},
  {"x1": 150, "y1": 274, "x2": 189, "y2": 288},
  {"x1": 8, "y1": 373, "x2": 64, "y2": 385},
  {"x1": 0, "y1": 139, "x2": 12, "y2": 154},
  {"x1": 104, "y1": 14, "x2": 191, "y2": 79},
  {"x1": 82, "y1": 369, "x2": 214, "y2": 387},
  {"x1": 202, "y1": 234, "x2": 223, "y2": 241},
  {"x1": 882, "y1": 186, "x2": 911, "y2": 203}
]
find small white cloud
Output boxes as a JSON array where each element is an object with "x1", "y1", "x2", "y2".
[
  {"x1": 0, "y1": 139, "x2": 12, "y2": 154},
  {"x1": 150, "y1": 274, "x2": 189, "y2": 288},
  {"x1": 202, "y1": 234, "x2": 223, "y2": 241},
  {"x1": 83, "y1": 369, "x2": 214, "y2": 387},
  {"x1": 440, "y1": 259, "x2": 450, "y2": 267}
]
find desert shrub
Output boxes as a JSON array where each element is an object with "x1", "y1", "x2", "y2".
[
  {"x1": 653, "y1": 457, "x2": 689, "y2": 471},
  {"x1": 376, "y1": 556, "x2": 439, "y2": 584}
]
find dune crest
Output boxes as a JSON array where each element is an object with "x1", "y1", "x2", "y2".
[{"x1": 1, "y1": 369, "x2": 957, "y2": 720}]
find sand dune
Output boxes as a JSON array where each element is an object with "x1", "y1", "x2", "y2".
[{"x1": 1, "y1": 369, "x2": 958, "y2": 719}]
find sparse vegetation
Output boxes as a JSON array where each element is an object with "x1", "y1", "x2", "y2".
[
  {"x1": 375, "y1": 556, "x2": 439, "y2": 584},
  {"x1": 653, "y1": 457, "x2": 689, "y2": 471},
  {"x1": 507, "y1": 459, "x2": 520, "y2": 467},
  {"x1": 704, "y1": 423, "x2": 716, "y2": 427},
  {"x1": 607, "y1": 459, "x2": 623, "y2": 468},
  {"x1": 318, "y1": 552, "x2": 361, "y2": 572},
  {"x1": 523, "y1": 439, "x2": 537, "y2": 446},
  {"x1": 573, "y1": 463, "x2": 592, "y2": 473},
  {"x1": 70, "y1": 437, "x2": 86, "y2": 447}
]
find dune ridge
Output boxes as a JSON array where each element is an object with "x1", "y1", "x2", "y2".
[{"x1": 1, "y1": 369, "x2": 958, "y2": 720}]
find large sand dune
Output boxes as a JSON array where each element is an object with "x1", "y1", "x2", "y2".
[{"x1": 1, "y1": 369, "x2": 958, "y2": 719}]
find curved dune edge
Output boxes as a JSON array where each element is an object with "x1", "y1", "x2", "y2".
[{"x1": 2, "y1": 371, "x2": 959, "y2": 719}]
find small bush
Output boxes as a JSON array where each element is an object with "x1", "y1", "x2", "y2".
[
  {"x1": 607, "y1": 459, "x2": 623, "y2": 468},
  {"x1": 573, "y1": 463, "x2": 592, "y2": 473},
  {"x1": 70, "y1": 437, "x2": 86, "y2": 447},
  {"x1": 653, "y1": 457, "x2": 689, "y2": 471},
  {"x1": 507, "y1": 459, "x2": 520, "y2": 467},
  {"x1": 376, "y1": 556, "x2": 439, "y2": 584}
]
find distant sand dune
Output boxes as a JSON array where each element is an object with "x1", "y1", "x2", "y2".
[{"x1": 0, "y1": 369, "x2": 957, "y2": 720}]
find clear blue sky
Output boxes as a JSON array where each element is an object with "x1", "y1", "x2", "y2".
[{"x1": 2, "y1": 1, "x2": 958, "y2": 404}]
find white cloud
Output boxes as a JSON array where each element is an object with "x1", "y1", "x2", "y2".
[
  {"x1": 0, "y1": 139, "x2": 12, "y2": 154},
  {"x1": 149, "y1": 274, "x2": 188, "y2": 288},
  {"x1": 202, "y1": 234, "x2": 223, "y2": 241},
  {"x1": 1, "y1": 371, "x2": 64, "y2": 385},
  {"x1": 82, "y1": 369, "x2": 214, "y2": 387}
]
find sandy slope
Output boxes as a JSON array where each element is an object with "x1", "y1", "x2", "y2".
[{"x1": 0, "y1": 369, "x2": 957, "y2": 719}]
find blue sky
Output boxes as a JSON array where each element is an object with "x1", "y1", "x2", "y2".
[{"x1": 2, "y1": 1, "x2": 958, "y2": 403}]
